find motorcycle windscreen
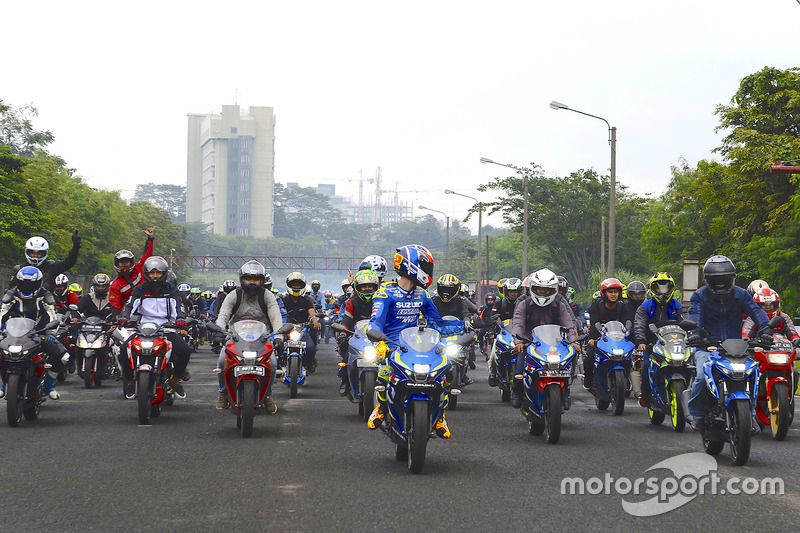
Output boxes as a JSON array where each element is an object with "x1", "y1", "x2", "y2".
[
  {"x1": 231, "y1": 320, "x2": 268, "y2": 341},
  {"x1": 399, "y1": 327, "x2": 440, "y2": 352},
  {"x1": 355, "y1": 319, "x2": 370, "y2": 337},
  {"x1": 532, "y1": 324, "x2": 565, "y2": 346},
  {"x1": 4, "y1": 317, "x2": 36, "y2": 337},
  {"x1": 603, "y1": 321, "x2": 627, "y2": 341}
]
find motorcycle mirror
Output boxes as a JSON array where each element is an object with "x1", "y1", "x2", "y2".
[
  {"x1": 648, "y1": 323, "x2": 658, "y2": 335},
  {"x1": 595, "y1": 322, "x2": 603, "y2": 333},
  {"x1": 456, "y1": 333, "x2": 474, "y2": 345},
  {"x1": 768, "y1": 315, "x2": 783, "y2": 329},
  {"x1": 366, "y1": 329, "x2": 388, "y2": 343},
  {"x1": 68, "y1": 304, "x2": 78, "y2": 311},
  {"x1": 45, "y1": 319, "x2": 60, "y2": 330},
  {"x1": 205, "y1": 321, "x2": 222, "y2": 332},
  {"x1": 679, "y1": 319, "x2": 697, "y2": 331},
  {"x1": 331, "y1": 323, "x2": 347, "y2": 332},
  {"x1": 624, "y1": 320, "x2": 632, "y2": 332}
]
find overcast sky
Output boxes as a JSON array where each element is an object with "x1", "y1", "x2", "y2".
[{"x1": 4, "y1": 1, "x2": 799, "y2": 231}]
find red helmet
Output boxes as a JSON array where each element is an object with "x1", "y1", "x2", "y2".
[
  {"x1": 753, "y1": 288, "x2": 780, "y2": 319},
  {"x1": 600, "y1": 277, "x2": 623, "y2": 297}
]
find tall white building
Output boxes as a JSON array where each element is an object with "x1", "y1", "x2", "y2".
[{"x1": 186, "y1": 105, "x2": 276, "y2": 237}]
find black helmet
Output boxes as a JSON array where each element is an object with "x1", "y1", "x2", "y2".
[
  {"x1": 239, "y1": 260, "x2": 266, "y2": 294},
  {"x1": 264, "y1": 272, "x2": 273, "y2": 291},
  {"x1": 703, "y1": 255, "x2": 736, "y2": 298},
  {"x1": 556, "y1": 276, "x2": 569, "y2": 295},
  {"x1": 143, "y1": 256, "x2": 169, "y2": 286},
  {"x1": 164, "y1": 270, "x2": 177, "y2": 288},
  {"x1": 222, "y1": 279, "x2": 237, "y2": 293},
  {"x1": 627, "y1": 280, "x2": 647, "y2": 304}
]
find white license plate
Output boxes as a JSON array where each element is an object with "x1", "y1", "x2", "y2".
[
  {"x1": 540, "y1": 370, "x2": 571, "y2": 378},
  {"x1": 287, "y1": 340, "x2": 306, "y2": 348},
  {"x1": 356, "y1": 359, "x2": 378, "y2": 368},
  {"x1": 234, "y1": 365, "x2": 266, "y2": 377}
]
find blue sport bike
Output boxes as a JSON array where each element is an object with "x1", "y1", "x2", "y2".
[{"x1": 588, "y1": 320, "x2": 636, "y2": 415}]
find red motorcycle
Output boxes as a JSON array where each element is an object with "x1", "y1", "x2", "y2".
[
  {"x1": 209, "y1": 320, "x2": 292, "y2": 437},
  {"x1": 114, "y1": 320, "x2": 177, "y2": 425},
  {"x1": 754, "y1": 330, "x2": 797, "y2": 440}
]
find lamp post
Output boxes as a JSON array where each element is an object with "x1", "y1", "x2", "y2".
[
  {"x1": 419, "y1": 205, "x2": 450, "y2": 270},
  {"x1": 550, "y1": 100, "x2": 617, "y2": 277},
  {"x1": 480, "y1": 157, "x2": 528, "y2": 278},
  {"x1": 445, "y1": 189, "x2": 483, "y2": 303},
  {"x1": 169, "y1": 248, "x2": 176, "y2": 269}
]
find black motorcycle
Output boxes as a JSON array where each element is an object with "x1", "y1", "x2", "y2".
[{"x1": 73, "y1": 316, "x2": 114, "y2": 388}]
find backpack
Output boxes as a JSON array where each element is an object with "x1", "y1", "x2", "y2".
[{"x1": 228, "y1": 288, "x2": 270, "y2": 319}]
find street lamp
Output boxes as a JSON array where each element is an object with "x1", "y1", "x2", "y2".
[
  {"x1": 419, "y1": 205, "x2": 450, "y2": 269},
  {"x1": 550, "y1": 100, "x2": 617, "y2": 277},
  {"x1": 480, "y1": 157, "x2": 529, "y2": 278},
  {"x1": 169, "y1": 248, "x2": 177, "y2": 269},
  {"x1": 444, "y1": 189, "x2": 483, "y2": 303}
]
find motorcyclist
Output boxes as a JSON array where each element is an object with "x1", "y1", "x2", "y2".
[
  {"x1": 627, "y1": 280, "x2": 647, "y2": 308},
  {"x1": 120, "y1": 256, "x2": 192, "y2": 400},
  {"x1": 583, "y1": 277, "x2": 632, "y2": 390},
  {"x1": 460, "y1": 283, "x2": 478, "y2": 314},
  {"x1": 337, "y1": 269, "x2": 380, "y2": 396},
  {"x1": 0, "y1": 266, "x2": 70, "y2": 400},
  {"x1": 555, "y1": 276, "x2": 581, "y2": 332},
  {"x1": 746, "y1": 279, "x2": 769, "y2": 297},
  {"x1": 686, "y1": 255, "x2": 768, "y2": 431},
  {"x1": 366, "y1": 244, "x2": 469, "y2": 438},
  {"x1": 11, "y1": 232, "x2": 81, "y2": 292},
  {"x1": 359, "y1": 255, "x2": 388, "y2": 284},
  {"x1": 69, "y1": 283, "x2": 83, "y2": 298},
  {"x1": 632, "y1": 273, "x2": 683, "y2": 406},
  {"x1": 432, "y1": 274, "x2": 475, "y2": 386},
  {"x1": 477, "y1": 293, "x2": 498, "y2": 356},
  {"x1": 487, "y1": 277, "x2": 524, "y2": 386},
  {"x1": 742, "y1": 288, "x2": 799, "y2": 341},
  {"x1": 309, "y1": 280, "x2": 325, "y2": 308},
  {"x1": 53, "y1": 273, "x2": 79, "y2": 312},
  {"x1": 108, "y1": 228, "x2": 155, "y2": 314},
  {"x1": 214, "y1": 260, "x2": 284, "y2": 413},
  {"x1": 76, "y1": 273, "x2": 117, "y2": 321},
  {"x1": 282, "y1": 272, "x2": 321, "y2": 374},
  {"x1": 335, "y1": 278, "x2": 352, "y2": 322},
  {"x1": 511, "y1": 268, "x2": 579, "y2": 408}
]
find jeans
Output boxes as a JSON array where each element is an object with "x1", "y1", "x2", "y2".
[
  {"x1": 689, "y1": 350, "x2": 756, "y2": 420},
  {"x1": 302, "y1": 331, "x2": 317, "y2": 369}
]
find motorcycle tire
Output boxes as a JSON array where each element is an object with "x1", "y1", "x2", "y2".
[
  {"x1": 703, "y1": 432, "x2": 724, "y2": 456},
  {"x1": 768, "y1": 381, "x2": 790, "y2": 441},
  {"x1": 729, "y1": 400, "x2": 752, "y2": 466},
  {"x1": 6, "y1": 374, "x2": 23, "y2": 427},
  {"x1": 649, "y1": 407, "x2": 665, "y2": 425},
  {"x1": 289, "y1": 358, "x2": 300, "y2": 399},
  {"x1": 595, "y1": 395, "x2": 610, "y2": 411},
  {"x1": 137, "y1": 372, "x2": 152, "y2": 425},
  {"x1": 669, "y1": 381, "x2": 686, "y2": 432},
  {"x1": 361, "y1": 370, "x2": 377, "y2": 423},
  {"x1": 240, "y1": 380, "x2": 256, "y2": 438},
  {"x1": 408, "y1": 400, "x2": 429, "y2": 474},
  {"x1": 543, "y1": 385, "x2": 562, "y2": 444},
  {"x1": 501, "y1": 388, "x2": 510, "y2": 402},
  {"x1": 529, "y1": 420, "x2": 545, "y2": 435},
  {"x1": 611, "y1": 369, "x2": 626, "y2": 416},
  {"x1": 84, "y1": 355, "x2": 94, "y2": 389},
  {"x1": 395, "y1": 441, "x2": 408, "y2": 461}
]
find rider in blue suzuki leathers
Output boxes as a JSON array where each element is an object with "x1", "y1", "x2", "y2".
[{"x1": 366, "y1": 244, "x2": 466, "y2": 438}]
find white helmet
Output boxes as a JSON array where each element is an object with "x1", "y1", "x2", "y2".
[
  {"x1": 528, "y1": 268, "x2": 559, "y2": 307},
  {"x1": 25, "y1": 237, "x2": 49, "y2": 266},
  {"x1": 54, "y1": 273, "x2": 70, "y2": 287}
]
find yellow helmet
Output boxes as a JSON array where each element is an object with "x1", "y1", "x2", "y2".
[
  {"x1": 648, "y1": 272, "x2": 676, "y2": 303},
  {"x1": 436, "y1": 274, "x2": 461, "y2": 302}
]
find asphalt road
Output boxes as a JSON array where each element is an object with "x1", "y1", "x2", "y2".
[{"x1": 2, "y1": 340, "x2": 799, "y2": 532}]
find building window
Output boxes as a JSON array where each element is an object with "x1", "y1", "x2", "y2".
[
  {"x1": 240, "y1": 183, "x2": 249, "y2": 192},
  {"x1": 240, "y1": 169, "x2": 250, "y2": 178},
  {"x1": 241, "y1": 155, "x2": 249, "y2": 163},
  {"x1": 240, "y1": 213, "x2": 248, "y2": 221},
  {"x1": 238, "y1": 228, "x2": 249, "y2": 235},
  {"x1": 240, "y1": 198, "x2": 249, "y2": 206},
  {"x1": 231, "y1": 127, "x2": 238, "y2": 134}
]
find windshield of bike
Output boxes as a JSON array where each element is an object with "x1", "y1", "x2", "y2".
[
  {"x1": 4, "y1": 317, "x2": 35, "y2": 337},
  {"x1": 532, "y1": 324, "x2": 565, "y2": 346},
  {"x1": 355, "y1": 320, "x2": 370, "y2": 337},
  {"x1": 232, "y1": 320, "x2": 267, "y2": 341},
  {"x1": 399, "y1": 327, "x2": 441, "y2": 353},
  {"x1": 603, "y1": 321, "x2": 627, "y2": 341}
]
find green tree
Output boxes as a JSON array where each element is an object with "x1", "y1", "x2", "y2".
[
  {"x1": 0, "y1": 146, "x2": 46, "y2": 263},
  {"x1": 0, "y1": 100, "x2": 56, "y2": 158},
  {"x1": 134, "y1": 183, "x2": 186, "y2": 222}
]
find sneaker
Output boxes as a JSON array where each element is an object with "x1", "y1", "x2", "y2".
[
  {"x1": 461, "y1": 377, "x2": 474, "y2": 387},
  {"x1": 170, "y1": 378, "x2": 186, "y2": 399},
  {"x1": 44, "y1": 375, "x2": 59, "y2": 400},
  {"x1": 124, "y1": 380, "x2": 136, "y2": 400},
  {"x1": 435, "y1": 413, "x2": 451, "y2": 438},
  {"x1": 199, "y1": 338, "x2": 205, "y2": 346},
  {"x1": 182, "y1": 369, "x2": 191, "y2": 381},
  {"x1": 215, "y1": 391, "x2": 230, "y2": 410},
  {"x1": 488, "y1": 374, "x2": 498, "y2": 387},
  {"x1": 367, "y1": 403, "x2": 385, "y2": 429},
  {"x1": 511, "y1": 378, "x2": 523, "y2": 408},
  {"x1": 264, "y1": 396, "x2": 277, "y2": 415}
]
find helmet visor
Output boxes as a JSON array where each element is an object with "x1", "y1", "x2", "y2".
[{"x1": 706, "y1": 274, "x2": 734, "y2": 294}]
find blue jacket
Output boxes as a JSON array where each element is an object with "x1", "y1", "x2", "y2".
[
  {"x1": 368, "y1": 284, "x2": 463, "y2": 343},
  {"x1": 688, "y1": 286, "x2": 768, "y2": 342}
]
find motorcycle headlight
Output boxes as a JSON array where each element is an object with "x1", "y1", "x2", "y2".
[
  {"x1": 768, "y1": 353, "x2": 789, "y2": 365},
  {"x1": 730, "y1": 363, "x2": 746, "y2": 372},
  {"x1": 413, "y1": 364, "x2": 430, "y2": 373},
  {"x1": 289, "y1": 330, "x2": 302, "y2": 341},
  {"x1": 361, "y1": 345, "x2": 376, "y2": 362},
  {"x1": 90, "y1": 337, "x2": 106, "y2": 349},
  {"x1": 77, "y1": 335, "x2": 89, "y2": 349},
  {"x1": 242, "y1": 351, "x2": 258, "y2": 364},
  {"x1": 444, "y1": 344, "x2": 460, "y2": 357},
  {"x1": 668, "y1": 351, "x2": 685, "y2": 361},
  {"x1": 139, "y1": 340, "x2": 154, "y2": 353},
  {"x1": 546, "y1": 354, "x2": 561, "y2": 364},
  {"x1": 612, "y1": 349, "x2": 625, "y2": 355},
  {"x1": 9, "y1": 345, "x2": 23, "y2": 354}
]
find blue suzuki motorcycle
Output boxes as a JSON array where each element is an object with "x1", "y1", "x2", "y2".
[
  {"x1": 493, "y1": 318, "x2": 517, "y2": 403},
  {"x1": 281, "y1": 322, "x2": 310, "y2": 398},
  {"x1": 368, "y1": 325, "x2": 472, "y2": 474},
  {"x1": 520, "y1": 324, "x2": 578, "y2": 443},
  {"x1": 590, "y1": 321, "x2": 636, "y2": 415},
  {"x1": 333, "y1": 320, "x2": 380, "y2": 421}
]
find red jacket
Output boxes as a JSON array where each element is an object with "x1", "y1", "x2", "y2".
[
  {"x1": 109, "y1": 238, "x2": 154, "y2": 312},
  {"x1": 54, "y1": 290, "x2": 79, "y2": 312}
]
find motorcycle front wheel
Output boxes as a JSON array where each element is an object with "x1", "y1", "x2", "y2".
[
  {"x1": 729, "y1": 400, "x2": 752, "y2": 466},
  {"x1": 361, "y1": 370, "x2": 377, "y2": 423},
  {"x1": 669, "y1": 380, "x2": 686, "y2": 432},
  {"x1": 288, "y1": 357, "x2": 300, "y2": 399},
  {"x1": 408, "y1": 400, "x2": 429, "y2": 474},
  {"x1": 137, "y1": 372, "x2": 152, "y2": 425},
  {"x1": 240, "y1": 380, "x2": 256, "y2": 438},
  {"x1": 83, "y1": 354, "x2": 95, "y2": 389},
  {"x1": 543, "y1": 385, "x2": 562, "y2": 444},
  {"x1": 611, "y1": 369, "x2": 626, "y2": 416},
  {"x1": 6, "y1": 374, "x2": 23, "y2": 427},
  {"x1": 768, "y1": 381, "x2": 790, "y2": 441}
]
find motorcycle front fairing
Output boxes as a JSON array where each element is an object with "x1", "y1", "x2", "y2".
[
  {"x1": 523, "y1": 324, "x2": 577, "y2": 417},
  {"x1": 594, "y1": 321, "x2": 635, "y2": 395}
]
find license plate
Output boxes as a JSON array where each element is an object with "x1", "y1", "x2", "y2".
[
  {"x1": 540, "y1": 370, "x2": 571, "y2": 378},
  {"x1": 234, "y1": 365, "x2": 266, "y2": 377},
  {"x1": 356, "y1": 359, "x2": 378, "y2": 368},
  {"x1": 287, "y1": 340, "x2": 306, "y2": 348}
]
